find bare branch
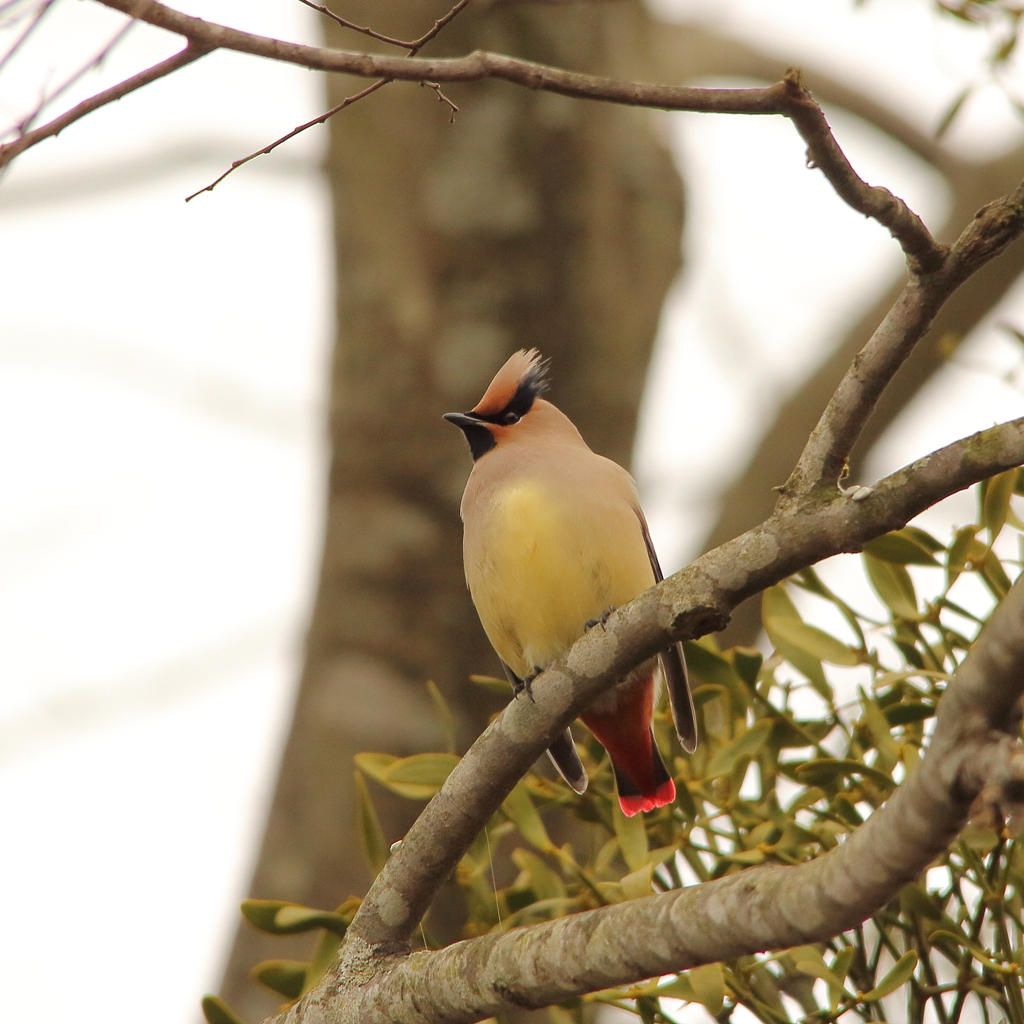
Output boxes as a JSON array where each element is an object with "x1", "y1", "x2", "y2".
[
  {"x1": 183, "y1": 77, "x2": 388, "y2": 202},
  {"x1": 186, "y1": 0, "x2": 472, "y2": 199},
  {"x1": 780, "y1": 69, "x2": 947, "y2": 274},
  {"x1": 0, "y1": 0, "x2": 54, "y2": 75},
  {"x1": 780, "y1": 178, "x2": 1024, "y2": 502},
  {"x1": 293, "y1": 0, "x2": 411, "y2": 50},
  {"x1": 89, "y1": 0, "x2": 943, "y2": 270},
  {"x1": 0, "y1": 40, "x2": 210, "y2": 171},
  {"x1": 4, "y1": 18, "x2": 135, "y2": 140}
]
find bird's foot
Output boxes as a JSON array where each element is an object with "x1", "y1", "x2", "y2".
[
  {"x1": 584, "y1": 606, "x2": 616, "y2": 632},
  {"x1": 513, "y1": 666, "x2": 542, "y2": 702}
]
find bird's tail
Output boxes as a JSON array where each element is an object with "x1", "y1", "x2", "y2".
[
  {"x1": 608, "y1": 741, "x2": 675, "y2": 817},
  {"x1": 581, "y1": 679, "x2": 676, "y2": 817}
]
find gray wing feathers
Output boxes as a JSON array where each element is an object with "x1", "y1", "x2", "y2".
[
  {"x1": 635, "y1": 510, "x2": 699, "y2": 754},
  {"x1": 499, "y1": 660, "x2": 589, "y2": 793}
]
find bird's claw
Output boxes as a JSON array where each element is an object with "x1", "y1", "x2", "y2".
[
  {"x1": 584, "y1": 606, "x2": 616, "y2": 632},
  {"x1": 513, "y1": 667, "x2": 541, "y2": 702}
]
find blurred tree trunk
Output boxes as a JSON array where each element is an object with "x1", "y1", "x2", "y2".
[{"x1": 218, "y1": 2, "x2": 683, "y2": 1020}]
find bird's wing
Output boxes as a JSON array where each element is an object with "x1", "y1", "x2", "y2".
[
  {"x1": 635, "y1": 510, "x2": 699, "y2": 754},
  {"x1": 500, "y1": 660, "x2": 589, "y2": 793}
]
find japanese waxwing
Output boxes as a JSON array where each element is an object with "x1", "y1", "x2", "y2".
[{"x1": 444, "y1": 349, "x2": 697, "y2": 816}]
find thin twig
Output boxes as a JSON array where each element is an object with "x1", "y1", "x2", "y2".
[
  {"x1": 779, "y1": 178, "x2": 1024, "y2": 501},
  {"x1": 0, "y1": 40, "x2": 210, "y2": 170},
  {"x1": 0, "y1": 0, "x2": 54, "y2": 75},
  {"x1": 185, "y1": 0, "x2": 472, "y2": 198},
  {"x1": 421, "y1": 79, "x2": 458, "y2": 122},
  {"x1": 4, "y1": 17, "x2": 135, "y2": 140},
  {"x1": 92, "y1": 0, "x2": 943, "y2": 269},
  {"x1": 184, "y1": 77, "x2": 387, "y2": 201},
  {"x1": 294, "y1": 0, "x2": 410, "y2": 49}
]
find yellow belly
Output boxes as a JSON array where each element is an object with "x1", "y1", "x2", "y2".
[{"x1": 467, "y1": 479, "x2": 654, "y2": 680}]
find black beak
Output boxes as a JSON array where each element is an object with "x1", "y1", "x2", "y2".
[{"x1": 443, "y1": 412, "x2": 481, "y2": 430}]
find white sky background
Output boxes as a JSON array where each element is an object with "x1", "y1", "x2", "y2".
[{"x1": 1, "y1": 2, "x2": 1023, "y2": 1023}]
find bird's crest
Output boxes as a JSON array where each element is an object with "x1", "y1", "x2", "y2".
[{"x1": 472, "y1": 349, "x2": 549, "y2": 419}]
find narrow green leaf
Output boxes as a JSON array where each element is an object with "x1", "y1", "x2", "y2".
[
  {"x1": 864, "y1": 530, "x2": 941, "y2": 566},
  {"x1": 503, "y1": 781, "x2": 553, "y2": 852},
  {"x1": 704, "y1": 719, "x2": 774, "y2": 778},
  {"x1": 352, "y1": 752, "x2": 399, "y2": 784},
  {"x1": 982, "y1": 468, "x2": 1017, "y2": 542},
  {"x1": 762, "y1": 583, "x2": 800, "y2": 621},
  {"x1": 370, "y1": 752, "x2": 459, "y2": 799},
  {"x1": 766, "y1": 617, "x2": 860, "y2": 666},
  {"x1": 688, "y1": 962, "x2": 725, "y2": 1014},
  {"x1": 252, "y1": 960, "x2": 306, "y2": 1000},
  {"x1": 902, "y1": 525, "x2": 945, "y2": 553},
  {"x1": 980, "y1": 546, "x2": 1012, "y2": 599},
  {"x1": 654, "y1": 975, "x2": 698, "y2": 1001},
  {"x1": 935, "y1": 85, "x2": 972, "y2": 139},
  {"x1": 793, "y1": 957, "x2": 851, "y2": 1007},
  {"x1": 239, "y1": 899, "x2": 351, "y2": 938},
  {"x1": 425, "y1": 680, "x2": 457, "y2": 755},
  {"x1": 469, "y1": 673, "x2": 511, "y2": 692},
  {"x1": 612, "y1": 794, "x2": 649, "y2": 871},
  {"x1": 789, "y1": 758, "x2": 895, "y2": 792},
  {"x1": 354, "y1": 770, "x2": 388, "y2": 876},
  {"x1": 861, "y1": 950, "x2": 918, "y2": 1000},
  {"x1": 201, "y1": 996, "x2": 247, "y2": 1024},
  {"x1": 883, "y1": 701, "x2": 935, "y2": 726},
  {"x1": 511, "y1": 848, "x2": 565, "y2": 900},
  {"x1": 864, "y1": 553, "x2": 919, "y2": 620},
  {"x1": 947, "y1": 525, "x2": 978, "y2": 589}
]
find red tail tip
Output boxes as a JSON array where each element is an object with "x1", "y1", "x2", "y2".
[{"x1": 618, "y1": 777, "x2": 676, "y2": 818}]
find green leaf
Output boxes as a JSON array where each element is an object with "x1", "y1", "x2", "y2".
[
  {"x1": 201, "y1": 996, "x2": 247, "y2": 1024},
  {"x1": 982, "y1": 469, "x2": 1017, "y2": 543},
  {"x1": 358, "y1": 752, "x2": 460, "y2": 800},
  {"x1": 980, "y1": 546, "x2": 1012, "y2": 599},
  {"x1": 654, "y1": 975, "x2": 698, "y2": 1002},
  {"x1": 705, "y1": 719, "x2": 774, "y2": 778},
  {"x1": 947, "y1": 526, "x2": 978, "y2": 589},
  {"x1": 502, "y1": 781, "x2": 553, "y2": 852},
  {"x1": 511, "y1": 848, "x2": 565, "y2": 901},
  {"x1": 426, "y1": 680, "x2": 457, "y2": 755},
  {"x1": 731, "y1": 648, "x2": 764, "y2": 688},
  {"x1": 935, "y1": 85, "x2": 972, "y2": 139},
  {"x1": 683, "y1": 640, "x2": 744, "y2": 690},
  {"x1": 766, "y1": 617, "x2": 860, "y2": 666},
  {"x1": 864, "y1": 553, "x2": 919, "y2": 620},
  {"x1": 469, "y1": 673, "x2": 510, "y2": 692},
  {"x1": 861, "y1": 950, "x2": 918, "y2": 1000},
  {"x1": 864, "y1": 529, "x2": 941, "y2": 566},
  {"x1": 883, "y1": 701, "x2": 935, "y2": 726},
  {"x1": 612, "y1": 793, "x2": 649, "y2": 871},
  {"x1": 241, "y1": 899, "x2": 348, "y2": 937},
  {"x1": 354, "y1": 770, "x2": 388, "y2": 876},
  {"x1": 763, "y1": 583, "x2": 800, "y2": 621},
  {"x1": 688, "y1": 962, "x2": 725, "y2": 1014},
  {"x1": 788, "y1": 758, "x2": 895, "y2": 792},
  {"x1": 793, "y1": 957, "x2": 851, "y2": 1008},
  {"x1": 352, "y1": 752, "x2": 399, "y2": 783},
  {"x1": 252, "y1": 960, "x2": 306, "y2": 1000}
]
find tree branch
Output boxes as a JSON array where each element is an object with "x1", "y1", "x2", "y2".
[
  {"x1": 0, "y1": 40, "x2": 210, "y2": 171},
  {"x1": 88, "y1": 0, "x2": 943, "y2": 269},
  {"x1": 779, "y1": 178, "x2": 1024, "y2": 503},
  {"x1": 282, "y1": 417, "x2": 1024, "y2": 1022}
]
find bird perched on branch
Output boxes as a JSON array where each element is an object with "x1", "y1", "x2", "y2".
[{"x1": 444, "y1": 349, "x2": 697, "y2": 816}]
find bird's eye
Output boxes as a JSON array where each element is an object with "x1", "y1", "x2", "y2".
[{"x1": 502, "y1": 411, "x2": 521, "y2": 425}]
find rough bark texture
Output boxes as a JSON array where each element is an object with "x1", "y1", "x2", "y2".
[{"x1": 218, "y1": 3, "x2": 683, "y2": 1019}]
